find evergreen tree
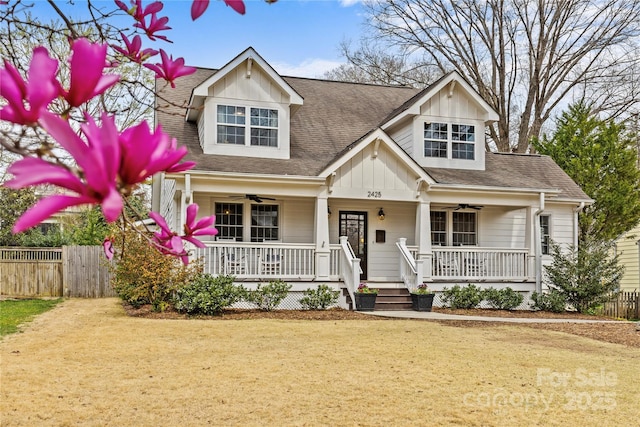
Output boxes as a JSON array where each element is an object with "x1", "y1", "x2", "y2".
[{"x1": 533, "y1": 102, "x2": 640, "y2": 243}]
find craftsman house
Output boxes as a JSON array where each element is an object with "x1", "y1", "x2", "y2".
[{"x1": 151, "y1": 47, "x2": 592, "y2": 309}]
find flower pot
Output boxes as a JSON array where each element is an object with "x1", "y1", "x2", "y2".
[
  {"x1": 355, "y1": 293, "x2": 377, "y2": 311},
  {"x1": 411, "y1": 293, "x2": 434, "y2": 312}
]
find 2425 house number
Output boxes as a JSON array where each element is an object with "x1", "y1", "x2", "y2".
[{"x1": 367, "y1": 191, "x2": 382, "y2": 198}]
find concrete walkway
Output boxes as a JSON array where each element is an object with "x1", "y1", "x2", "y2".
[{"x1": 362, "y1": 310, "x2": 630, "y2": 323}]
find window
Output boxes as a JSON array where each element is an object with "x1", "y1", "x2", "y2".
[
  {"x1": 424, "y1": 122, "x2": 475, "y2": 160},
  {"x1": 540, "y1": 215, "x2": 550, "y2": 255},
  {"x1": 215, "y1": 203, "x2": 243, "y2": 241},
  {"x1": 452, "y1": 212, "x2": 477, "y2": 246},
  {"x1": 430, "y1": 211, "x2": 447, "y2": 245},
  {"x1": 217, "y1": 104, "x2": 278, "y2": 147},
  {"x1": 251, "y1": 205, "x2": 279, "y2": 242},
  {"x1": 451, "y1": 124, "x2": 475, "y2": 160},
  {"x1": 424, "y1": 123, "x2": 448, "y2": 158}
]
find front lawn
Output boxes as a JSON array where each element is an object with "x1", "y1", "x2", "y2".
[{"x1": 0, "y1": 298, "x2": 63, "y2": 337}]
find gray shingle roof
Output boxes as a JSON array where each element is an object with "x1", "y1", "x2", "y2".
[{"x1": 156, "y1": 67, "x2": 590, "y2": 201}]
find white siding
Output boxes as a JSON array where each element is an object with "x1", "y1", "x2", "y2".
[
  {"x1": 478, "y1": 207, "x2": 526, "y2": 248},
  {"x1": 196, "y1": 112, "x2": 205, "y2": 150},
  {"x1": 281, "y1": 199, "x2": 314, "y2": 243},
  {"x1": 389, "y1": 123, "x2": 413, "y2": 156}
]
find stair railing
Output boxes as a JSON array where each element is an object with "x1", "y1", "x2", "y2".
[
  {"x1": 339, "y1": 236, "x2": 362, "y2": 310},
  {"x1": 396, "y1": 238, "x2": 423, "y2": 292}
]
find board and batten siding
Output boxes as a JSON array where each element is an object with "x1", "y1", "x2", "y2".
[{"x1": 616, "y1": 224, "x2": 640, "y2": 291}]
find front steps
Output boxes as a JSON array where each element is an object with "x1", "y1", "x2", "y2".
[{"x1": 344, "y1": 286, "x2": 413, "y2": 311}]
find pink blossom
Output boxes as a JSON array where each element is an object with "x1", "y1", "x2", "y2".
[
  {"x1": 103, "y1": 237, "x2": 115, "y2": 260},
  {"x1": 118, "y1": 120, "x2": 195, "y2": 186},
  {"x1": 134, "y1": 11, "x2": 172, "y2": 43},
  {"x1": 182, "y1": 204, "x2": 218, "y2": 247},
  {"x1": 0, "y1": 47, "x2": 60, "y2": 125},
  {"x1": 149, "y1": 211, "x2": 189, "y2": 264},
  {"x1": 115, "y1": 0, "x2": 163, "y2": 22},
  {"x1": 143, "y1": 49, "x2": 196, "y2": 88},
  {"x1": 224, "y1": 0, "x2": 246, "y2": 15},
  {"x1": 191, "y1": 0, "x2": 210, "y2": 20},
  {"x1": 64, "y1": 39, "x2": 119, "y2": 108},
  {"x1": 112, "y1": 33, "x2": 158, "y2": 63},
  {"x1": 4, "y1": 111, "x2": 124, "y2": 233}
]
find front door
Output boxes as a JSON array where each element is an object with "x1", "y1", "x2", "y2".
[{"x1": 339, "y1": 211, "x2": 367, "y2": 280}]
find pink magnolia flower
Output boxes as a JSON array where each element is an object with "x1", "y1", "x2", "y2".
[
  {"x1": 143, "y1": 49, "x2": 196, "y2": 88},
  {"x1": 182, "y1": 204, "x2": 218, "y2": 247},
  {"x1": 134, "y1": 11, "x2": 172, "y2": 43},
  {"x1": 112, "y1": 33, "x2": 158, "y2": 64},
  {"x1": 63, "y1": 39, "x2": 119, "y2": 108},
  {"x1": 115, "y1": 0, "x2": 163, "y2": 22},
  {"x1": 224, "y1": 0, "x2": 246, "y2": 15},
  {"x1": 191, "y1": 0, "x2": 246, "y2": 19},
  {"x1": 118, "y1": 120, "x2": 195, "y2": 187},
  {"x1": 103, "y1": 236, "x2": 115, "y2": 260},
  {"x1": 148, "y1": 211, "x2": 188, "y2": 264},
  {"x1": 4, "y1": 111, "x2": 123, "y2": 233},
  {"x1": 0, "y1": 46, "x2": 60, "y2": 125}
]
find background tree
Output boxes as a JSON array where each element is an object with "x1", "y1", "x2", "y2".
[
  {"x1": 533, "y1": 102, "x2": 640, "y2": 243},
  {"x1": 334, "y1": 0, "x2": 640, "y2": 152}
]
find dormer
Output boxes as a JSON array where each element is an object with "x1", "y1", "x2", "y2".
[
  {"x1": 382, "y1": 71, "x2": 498, "y2": 171},
  {"x1": 186, "y1": 47, "x2": 303, "y2": 160}
]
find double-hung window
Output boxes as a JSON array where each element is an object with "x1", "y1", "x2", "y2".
[
  {"x1": 429, "y1": 211, "x2": 477, "y2": 245},
  {"x1": 540, "y1": 215, "x2": 551, "y2": 255},
  {"x1": 424, "y1": 122, "x2": 475, "y2": 160},
  {"x1": 215, "y1": 203, "x2": 244, "y2": 241},
  {"x1": 251, "y1": 205, "x2": 279, "y2": 242},
  {"x1": 217, "y1": 105, "x2": 278, "y2": 147}
]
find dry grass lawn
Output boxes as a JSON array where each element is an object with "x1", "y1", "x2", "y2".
[{"x1": 1, "y1": 298, "x2": 639, "y2": 426}]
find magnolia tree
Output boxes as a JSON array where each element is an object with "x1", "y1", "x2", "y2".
[{"x1": 0, "y1": 0, "x2": 269, "y2": 263}]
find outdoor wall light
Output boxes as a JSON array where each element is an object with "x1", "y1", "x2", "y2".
[
  {"x1": 378, "y1": 208, "x2": 385, "y2": 220},
  {"x1": 328, "y1": 206, "x2": 332, "y2": 218}
]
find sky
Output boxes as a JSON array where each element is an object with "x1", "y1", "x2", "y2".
[{"x1": 34, "y1": 0, "x2": 368, "y2": 78}]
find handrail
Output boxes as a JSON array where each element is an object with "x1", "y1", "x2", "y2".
[
  {"x1": 395, "y1": 238, "x2": 422, "y2": 292},
  {"x1": 339, "y1": 236, "x2": 361, "y2": 310}
]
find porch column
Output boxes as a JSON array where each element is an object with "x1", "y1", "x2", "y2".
[
  {"x1": 415, "y1": 200, "x2": 432, "y2": 281},
  {"x1": 314, "y1": 195, "x2": 331, "y2": 280},
  {"x1": 525, "y1": 206, "x2": 536, "y2": 285}
]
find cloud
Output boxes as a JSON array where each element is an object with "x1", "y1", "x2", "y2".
[
  {"x1": 272, "y1": 58, "x2": 344, "y2": 79},
  {"x1": 340, "y1": 0, "x2": 361, "y2": 6}
]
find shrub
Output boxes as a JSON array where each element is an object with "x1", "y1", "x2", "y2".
[
  {"x1": 244, "y1": 280, "x2": 292, "y2": 311},
  {"x1": 174, "y1": 274, "x2": 244, "y2": 315},
  {"x1": 299, "y1": 284, "x2": 339, "y2": 310},
  {"x1": 441, "y1": 284, "x2": 483, "y2": 309},
  {"x1": 483, "y1": 287, "x2": 524, "y2": 310},
  {"x1": 109, "y1": 229, "x2": 202, "y2": 311},
  {"x1": 543, "y1": 238, "x2": 624, "y2": 313},
  {"x1": 530, "y1": 290, "x2": 567, "y2": 313}
]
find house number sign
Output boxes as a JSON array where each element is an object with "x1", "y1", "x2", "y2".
[{"x1": 367, "y1": 191, "x2": 382, "y2": 198}]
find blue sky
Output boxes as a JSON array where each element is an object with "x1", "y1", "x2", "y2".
[{"x1": 37, "y1": 0, "x2": 366, "y2": 78}]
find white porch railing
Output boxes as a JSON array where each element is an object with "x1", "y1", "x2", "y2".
[
  {"x1": 193, "y1": 242, "x2": 315, "y2": 280},
  {"x1": 339, "y1": 236, "x2": 362, "y2": 310},
  {"x1": 396, "y1": 238, "x2": 423, "y2": 292},
  {"x1": 432, "y1": 247, "x2": 530, "y2": 281}
]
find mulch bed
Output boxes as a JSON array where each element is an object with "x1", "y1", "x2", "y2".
[{"x1": 123, "y1": 303, "x2": 640, "y2": 348}]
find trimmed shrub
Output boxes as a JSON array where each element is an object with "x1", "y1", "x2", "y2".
[
  {"x1": 244, "y1": 280, "x2": 292, "y2": 311},
  {"x1": 483, "y1": 287, "x2": 524, "y2": 310},
  {"x1": 299, "y1": 284, "x2": 340, "y2": 310},
  {"x1": 441, "y1": 284, "x2": 483, "y2": 309},
  {"x1": 174, "y1": 274, "x2": 244, "y2": 315},
  {"x1": 530, "y1": 290, "x2": 567, "y2": 313}
]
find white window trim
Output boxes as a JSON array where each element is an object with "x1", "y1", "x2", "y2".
[
  {"x1": 213, "y1": 200, "x2": 282, "y2": 242},
  {"x1": 414, "y1": 117, "x2": 485, "y2": 170},
  {"x1": 430, "y1": 210, "x2": 479, "y2": 246},
  {"x1": 216, "y1": 103, "x2": 280, "y2": 148},
  {"x1": 540, "y1": 214, "x2": 552, "y2": 255},
  {"x1": 423, "y1": 122, "x2": 475, "y2": 160}
]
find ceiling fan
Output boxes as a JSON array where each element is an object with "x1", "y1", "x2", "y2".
[
  {"x1": 445, "y1": 203, "x2": 484, "y2": 210},
  {"x1": 230, "y1": 194, "x2": 276, "y2": 203}
]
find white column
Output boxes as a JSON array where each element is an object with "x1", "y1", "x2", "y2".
[
  {"x1": 314, "y1": 194, "x2": 331, "y2": 280},
  {"x1": 415, "y1": 200, "x2": 432, "y2": 281},
  {"x1": 524, "y1": 206, "x2": 536, "y2": 285}
]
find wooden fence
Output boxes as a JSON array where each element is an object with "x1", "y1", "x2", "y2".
[
  {"x1": 600, "y1": 291, "x2": 640, "y2": 320},
  {"x1": 0, "y1": 246, "x2": 115, "y2": 298}
]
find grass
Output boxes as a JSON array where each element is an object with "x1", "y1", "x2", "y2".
[
  {"x1": 1, "y1": 298, "x2": 639, "y2": 426},
  {"x1": 0, "y1": 298, "x2": 63, "y2": 337}
]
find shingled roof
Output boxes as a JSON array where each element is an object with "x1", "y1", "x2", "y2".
[{"x1": 157, "y1": 67, "x2": 590, "y2": 201}]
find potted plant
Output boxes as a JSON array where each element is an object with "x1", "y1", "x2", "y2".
[
  {"x1": 411, "y1": 283, "x2": 435, "y2": 312},
  {"x1": 354, "y1": 283, "x2": 378, "y2": 311}
]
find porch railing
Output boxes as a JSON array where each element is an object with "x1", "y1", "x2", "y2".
[
  {"x1": 396, "y1": 238, "x2": 423, "y2": 291},
  {"x1": 339, "y1": 236, "x2": 362, "y2": 310},
  {"x1": 193, "y1": 242, "x2": 315, "y2": 280},
  {"x1": 431, "y1": 247, "x2": 529, "y2": 281}
]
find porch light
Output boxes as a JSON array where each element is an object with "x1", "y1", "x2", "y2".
[
  {"x1": 378, "y1": 208, "x2": 385, "y2": 221},
  {"x1": 327, "y1": 206, "x2": 332, "y2": 218}
]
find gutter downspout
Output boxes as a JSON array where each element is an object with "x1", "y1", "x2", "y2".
[{"x1": 534, "y1": 192, "x2": 545, "y2": 293}]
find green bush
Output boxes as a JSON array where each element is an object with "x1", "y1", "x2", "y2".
[
  {"x1": 299, "y1": 284, "x2": 339, "y2": 310},
  {"x1": 483, "y1": 287, "x2": 524, "y2": 310},
  {"x1": 244, "y1": 280, "x2": 292, "y2": 311},
  {"x1": 174, "y1": 274, "x2": 244, "y2": 315},
  {"x1": 109, "y1": 229, "x2": 202, "y2": 311},
  {"x1": 530, "y1": 290, "x2": 567, "y2": 313},
  {"x1": 441, "y1": 284, "x2": 483, "y2": 309}
]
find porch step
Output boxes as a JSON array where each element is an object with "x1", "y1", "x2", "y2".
[{"x1": 344, "y1": 287, "x2": 413, "y2": 311}]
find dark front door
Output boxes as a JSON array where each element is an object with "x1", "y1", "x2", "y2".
[{"x1": 339, "y1": 211, "x2": 367, "y2": 280}]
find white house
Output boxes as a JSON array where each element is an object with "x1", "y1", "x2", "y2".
[
  {"x1": 151, "y1": 47, "x2": 592, "y2": 309},
  {"x1": 615, "y1": 224, "x2": 640, "y2": 292}
]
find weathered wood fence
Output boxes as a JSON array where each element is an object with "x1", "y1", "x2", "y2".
[
  {"x1": 0, "y1": 246, "x2": 115, "y2": 298},
  {"x1": 600, "y1": 291, "x2": 640, "y2": 320}
]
